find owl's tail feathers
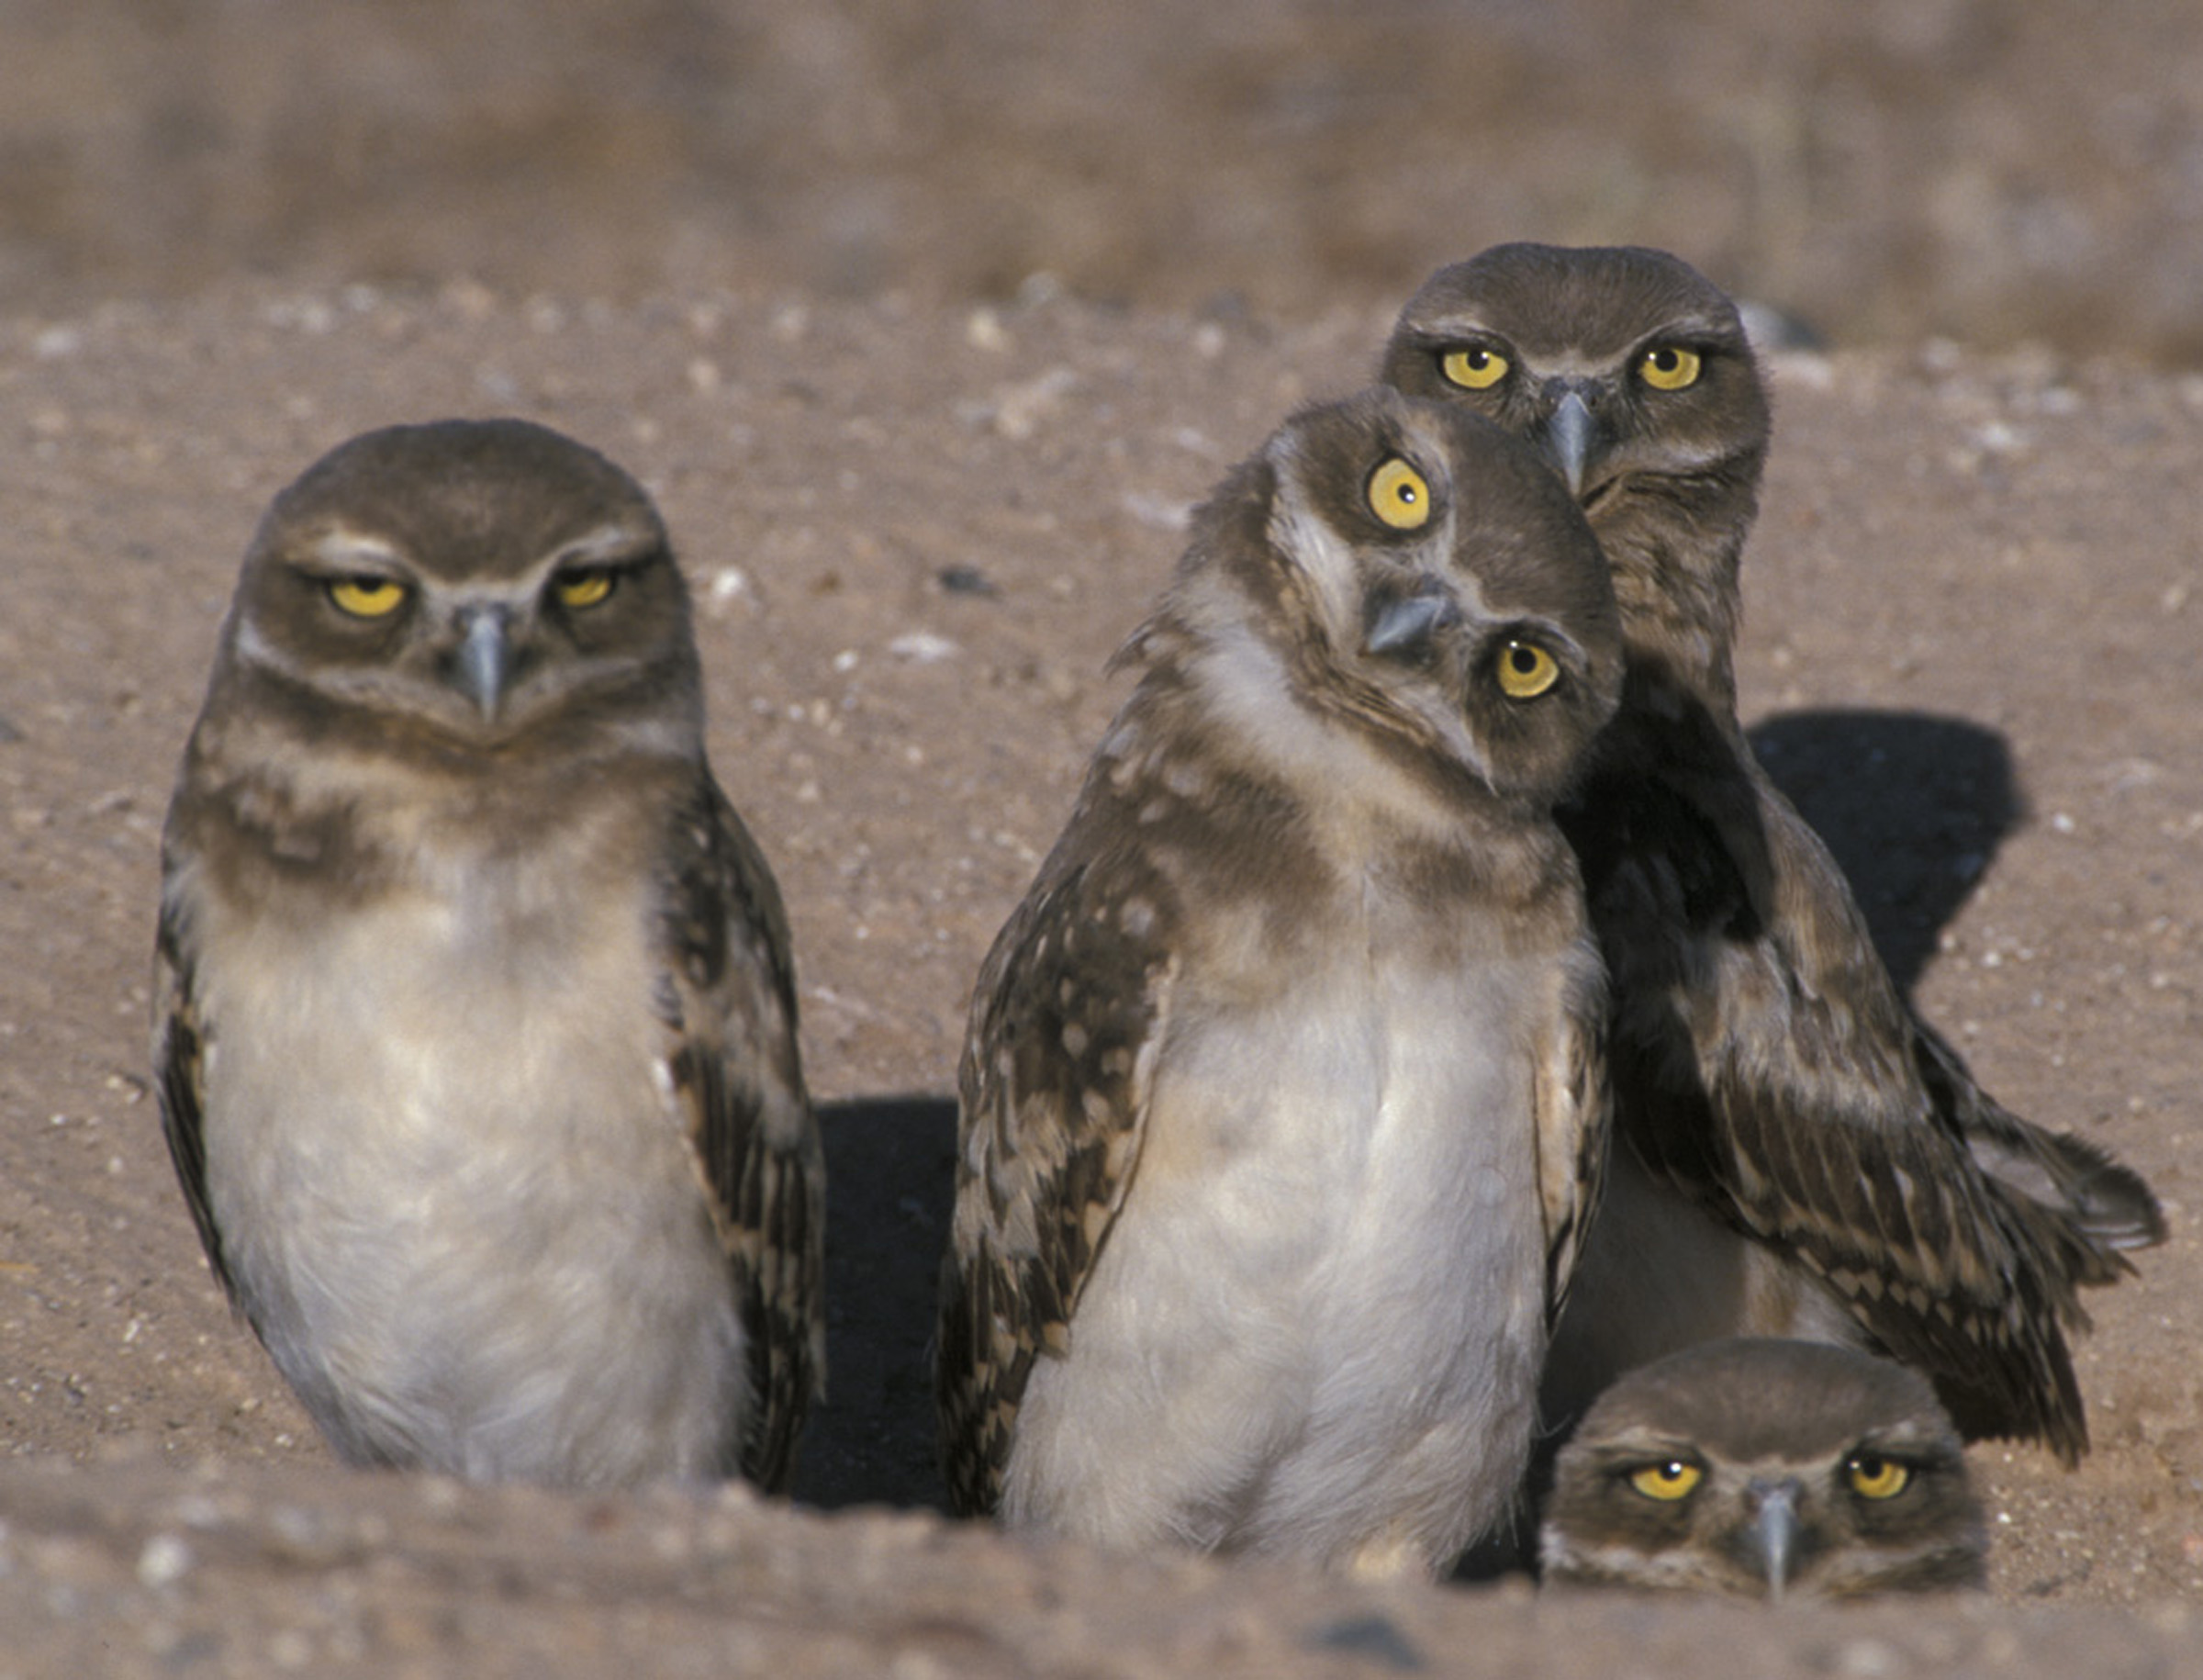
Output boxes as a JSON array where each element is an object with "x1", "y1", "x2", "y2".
[
  {"x1": 1967, "y1": 1117, "x2": 2166, "y2": 1301},
  {"x1": 1969, "y1": 1119, "x2": 2165, "y2": 1262},
  {"x1": 1914, "y1": 1022, "x2": 2167, "y2": 1289}
]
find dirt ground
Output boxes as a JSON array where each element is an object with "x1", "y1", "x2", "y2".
[{"x1": 1, "y1": 3, "x2": 2200, "y2": 1674}]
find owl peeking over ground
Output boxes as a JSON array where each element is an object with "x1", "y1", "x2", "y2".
[{"x1": 1540, "y1": 1338, "x2": 1987, "y2": 1599}]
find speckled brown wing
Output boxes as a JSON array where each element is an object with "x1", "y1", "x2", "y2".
[
  {"x1": 1381, "y1": 244, "x2": 2160, "y2": 1463},
  {"x1": 656, "y1": 773, "x2": 825, "y2": 1493},
  {"x1": 151, "y1": 890, "x2": 235, "y2": 1308},
  {"x1": 1538, "y1": 951, "x2": 1613, "y2": 1332},
  {"x1": 935, "y1": 844, "x2": 1179, "y2": 1518},
  {"x1": 1568, "y1": 713, "x2": 2119, "y2": 1463},
  {"x1": 1912, "y1": 1020, "x2": 2164, "y2": 1285}
]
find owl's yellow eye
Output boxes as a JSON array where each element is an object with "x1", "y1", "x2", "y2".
[
  {"x1": 1495, "y1": 639, "x2": 1560, "y2": 700},
  {"x1": 1627, "y1": 1460, "x2": 1704, "y2": 1502},
  {"x1": 1638, "y1": 345, "x2": 1703, "y2": 391},
  {"x1": 1367, "y1": 457, "x2": 1432, "y2": 531},
  {"x1": 555, "y1": 568, "x2": 616, "y2": 610},
  {"x1": 1846, "y1": 1455, "x2": 1911, "y2": 1500},
  {"x1": 327, "y1": 577, "x2": 408, "y2": 619},
  {"x1": 1440, "y1": 345, "x2": 1510, "y2": 391}
]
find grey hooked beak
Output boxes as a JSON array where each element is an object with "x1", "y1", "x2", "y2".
[
  {"x1": 1546, "y1": 388, "x2": 1596, "y2": 500},
  {"x1": 1746, "y1": 1478, "x2": 1803, "y2": 1601},
  {"x1": 455, "y1": 606, "x2": 516, "y2": 722},
  {"x1": 1364, "y1": 586, "x2": 1459, "y2": 658}
]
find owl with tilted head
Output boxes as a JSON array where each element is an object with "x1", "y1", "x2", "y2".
[{"x1": 937, "y1": 388, "x2": 1622, "y2": 1577}]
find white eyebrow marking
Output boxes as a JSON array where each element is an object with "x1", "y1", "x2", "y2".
[
  {"x1": 1413, "y1": 309, "x2": 1500, "y2": 340},
  {"x1": 552, "y1": 520, "x2": 656, "y2": 569},
  {"x1": 307, "y1": 528, "x2": 407, "y2": 572}
]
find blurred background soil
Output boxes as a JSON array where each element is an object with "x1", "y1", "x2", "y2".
[{"x1": 5, "y1": 0, "x2": 2203, "y2": 360}]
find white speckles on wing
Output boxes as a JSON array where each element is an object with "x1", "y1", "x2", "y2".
[{"x1": 937, "y1": 390, "x2": 1624, "y2": 1572}]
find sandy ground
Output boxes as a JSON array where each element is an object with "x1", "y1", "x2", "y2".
[{"x1": 1, "y1": 1, "x2": 2201, "y2": 1672}]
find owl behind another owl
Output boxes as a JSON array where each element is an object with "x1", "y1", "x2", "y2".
[{"x1": 1381, "y1": 244, "x2": 2163, "y2": 1462}]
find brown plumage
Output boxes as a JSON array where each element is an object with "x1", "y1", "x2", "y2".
[
  {"x1": 938, "y1": 389, "x2": 1622, "y2": 1574},
  {"x1": 1541, "y1": 1338, "x2": 1987, "y2": 1598},
  {"x1": 1381, "y1": 243, "x2": 2162, "y2": 1462},
  {"x1": 154, "y1": 418, "x2": 823, "y2": 1489}
]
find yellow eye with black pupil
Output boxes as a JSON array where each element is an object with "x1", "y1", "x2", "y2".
[
  {"x1": 1846, "y1": 1456, "x2": 1911, "y2": 1500},
  {"x1": 1440, "y1": 346, "x2": 1509, "y2": 390},
  {"x1": 1496, "y1": 640, "x2": 1559, "y2": 700},
  {"x1": 1638, "y1": 345, "x2": 1703, "y2": 391},
  {"x1": 327, "y1": 577, "x2": 407, "y2": 618},
  {"x1": 556, "y1": 570, "x2": 615, "y2": 609},
  {"x1": 1628, "y1": 1461, "x2": 1703, "y2": 1501},
  {"x1": 1367, "y1": 457, "x2": 1432, "y2": 531}
]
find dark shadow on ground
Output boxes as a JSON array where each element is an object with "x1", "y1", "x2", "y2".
[
  {"x1": 790, "y1": 1093, "x2": 958, "y2": 1512},
  {"x1": 1748, "y1": 709, "x2": 2024, "y2": 994}
]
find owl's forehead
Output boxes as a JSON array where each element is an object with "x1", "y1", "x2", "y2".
[
  {"x1": 1411, "y1": 298, "x2": 1734, "y2": 366},
  {"x1": 260, "y1": 420, "x2": 664, "y2": 580},
  {"x1": 1579, "y1": 1345, "x2": 1951, "y2": 1468},
  {"x1": 1277, "y1": 390, "x2": 1542, "y2": 494},
  {"x1": 1409, "y1": 248, "x2": 1739, "y2": 359},
  {"x1": 278, "y1": 510, "x2": 654, "y2": 588},
  {"x1": 1601, "y1": 1422, "x2": 1849, "y2": 1477},
  {"x1": 1620, "y1": 1398, "x2": 1938, "y2": 1466}
]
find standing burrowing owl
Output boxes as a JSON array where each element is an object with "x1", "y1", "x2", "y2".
[
  {"x1": 936, "y1": 389, "x2": 1624, "y2": 1576},
  {"x1": 1381, "y1": 243, "x2": 2162, "y2": 1460},
  {"x1": 154, "y1": 419, "x2": 823, "y2": 1489},
  {"x1": 1540, "y1": 1338, "x2": 1987, "y2": 1598}
]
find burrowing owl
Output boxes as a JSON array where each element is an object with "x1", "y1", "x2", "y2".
[
  {"x1": 154, "y1": 418, "x2": 823, "y2": 1489},
  {"x1": 1541, "y1": 1338, "x2": 1987, "y2": 1598},
  {"x1": 936, "y1": 388, "x2": 1623, "y2": 1576},
  {"x1": 1381, "y1": 243, "x2": 2161, "y2": 1460}
]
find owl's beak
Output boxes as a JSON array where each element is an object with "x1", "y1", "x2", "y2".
[
  {"x1": 454, "y1": 606, "x2": 516, "y2": 722},
  {"x1": 1545, "y1": 389, "x2": 1597, "y2": 501},
  {"x1": 1743, "y1": 1477, "x2": 1804, "y2": 1601},
  {"x1": 1363, "y1": 583, "x2": 1459, "y2": 659}
]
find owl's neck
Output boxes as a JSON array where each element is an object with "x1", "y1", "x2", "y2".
[{"x1": 1600, "y1": 521, "x2": 1744, "y2": 721}]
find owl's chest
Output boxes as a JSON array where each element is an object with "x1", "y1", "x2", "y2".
[
  {"x1": 1146, "y1": 932, "x2": 1547, "y2": 1285},
  {"x1": 1008, "y1": 914, "x2": 1561, "y2": 1548},
  {"x1": 177, "y1": 800, "x2": 746, "y2": 1480},
  {"x1": 191, "y1": 836, "x2": 692, "y2": 1271}
]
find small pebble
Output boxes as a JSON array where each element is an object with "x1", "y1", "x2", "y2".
[{"x1": 137, "y1": 1532, "x2": 193, "y2": 1589}]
